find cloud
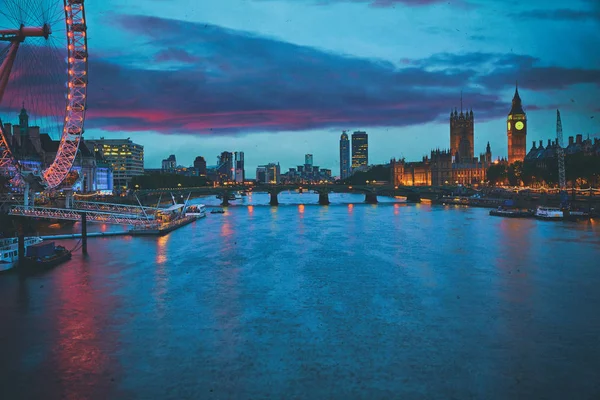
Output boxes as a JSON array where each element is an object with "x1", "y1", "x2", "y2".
[
  {"x1": 154, "y1": 48, "x2": 199, "y2": 64},
  {"x1": 256, "y1": 0, "x2": 452, "y2": 7},
  {"x1": 79, "y1": 15, "x2": 511, "y2": 135},
  {"x1": 514, "y1": 8, "x2": 600, "y2": 21},
  {"x1": 83, "y1": 16, "x2": 600, "y2": 135},
  {"x1": 413, "y1": 52, "x2": 600, "y2": 90},
  {"x1": 5, "y1": 15, "x2": 599, "y2": 139}
]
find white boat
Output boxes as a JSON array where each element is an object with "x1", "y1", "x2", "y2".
[
  {"x1": 0, "y1": 236, "x2": 44, "y2": 272},
  {"x1": 535, "y1": 207, "x2": 563, "y2": 220},
  {"x1": 185, "y1": 204, "x2": 206, "y2": 219}
]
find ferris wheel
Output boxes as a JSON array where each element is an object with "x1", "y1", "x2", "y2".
[{"x1": 0, "y1": 0, "x2": 88, "y2": 189}]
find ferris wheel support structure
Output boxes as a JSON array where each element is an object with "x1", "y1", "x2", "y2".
[{"x1": 0, "y1": 0, "x2": 88, "y2": 190}]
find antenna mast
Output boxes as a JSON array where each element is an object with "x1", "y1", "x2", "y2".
[{"x1": 556, "y1": 109, "x2": 566, "y2": 191}]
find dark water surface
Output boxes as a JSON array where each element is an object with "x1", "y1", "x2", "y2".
[{"x1": 1, "y1": 195, "x2": 600, "y2": 399}]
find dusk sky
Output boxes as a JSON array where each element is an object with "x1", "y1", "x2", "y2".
[{"x1": 7, "y1": 0, "x2": 600, "y2": 176}]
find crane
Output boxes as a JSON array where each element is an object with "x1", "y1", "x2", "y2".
[{"x1": 556, "y1": 109, "x2": 568, "y2": 207}]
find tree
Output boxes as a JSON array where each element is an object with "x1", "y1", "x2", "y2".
[
  {"x1": 507, "y1": 161, "x2": 523, "y2": 186},
  {"x1": 486, "y1": 164, "x2": 507, "y2": 186},
  {"x1": 343, "y1": 165, "x2": 391, "y2": 185},
  {"x1": 130, "y1": 173, "x2": 211, "y2": 190}
]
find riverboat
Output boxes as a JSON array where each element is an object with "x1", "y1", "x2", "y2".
[
  {"x1": 23, "y1": 241, "x2": 72, "y2": 269},
  {"x1": 210, "y1": 208, "x2": 225, "y2": 214},
  {"x1": 535, "y1": 207, "x2": 563, "y2": 220},
  {"x1": 216, "y1": 193, "x2": 239, "y2": 201},
  {"x1": 0, "y1": 236, "x2": 44, "y2": 272},
  {"x1": 565, "y1": 210, "x2": 591, "y2": 221},
  {"x1": 489, "y1": 207, "x2": 534, "y2": 218},
  {"x1": 185, "y1": 204, "x2": 207, "y2": 219}
]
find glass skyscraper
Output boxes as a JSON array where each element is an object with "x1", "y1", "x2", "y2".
[
  {"x1": 351, "y1": 131, "x2": 368, "y2": 170},
  {"x1": 339, "y1": 131, "x2": 350, "y2": 179}
]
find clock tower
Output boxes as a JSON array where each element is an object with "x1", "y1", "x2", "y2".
[{"x1": 507, "y1": 84, "x2": 527, "y2": 163}]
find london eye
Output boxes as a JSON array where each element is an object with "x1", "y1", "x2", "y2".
[{"x1": 0, "y1": 0, "x2": 88, "y2": 189}]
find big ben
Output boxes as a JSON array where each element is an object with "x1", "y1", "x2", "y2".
[{"x1": 507, "y1": 84, "x2": 527, "y2": 163}]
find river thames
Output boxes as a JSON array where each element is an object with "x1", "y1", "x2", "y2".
[{"x1": 1, "y1": 193, "x2": 599, "y2": 399}]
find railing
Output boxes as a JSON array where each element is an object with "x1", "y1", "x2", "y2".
[
  {"x1": 9, "y1": 205, "x2": 158, "y2": 227},
  {"x1": 73, "y1": 200, "x2": 160, "y2": 216}
]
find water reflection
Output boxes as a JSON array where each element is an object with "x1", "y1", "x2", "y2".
[
  {"x1": 2, "y1": 205, "x2": 600, "y2": 399},
  {"x1": 53, "y1": 261, "x2": 113, "y2": 399},
  {"x1": 156, "y1": 234, "x2": 168, "y2": 264}
]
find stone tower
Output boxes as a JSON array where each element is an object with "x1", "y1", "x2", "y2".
[
  {"x1": 450, "y1": 96, "x2": 474, "y2": 163},
  {"x1": 507, "y1": 84, "x2": 527, "y2": 163}
]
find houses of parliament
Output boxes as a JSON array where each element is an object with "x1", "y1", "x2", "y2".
[{"x1": 391, "y1": 85, "x2": 526, "y2": 186}]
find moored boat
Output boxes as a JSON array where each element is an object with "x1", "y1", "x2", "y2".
[
  {"x1": 0, "y1": 236, "x2": 44, "y2": 273},
  {"x1": 23, "y1": 241, "x2": 72, "y2": 269},
  {"x1": 535, "y1": 207, "x2": 563, "y2": 220},
  {"x1": 489, "y1": 207, "x2": 534, "y2": 218},
  {"x1": 185, "y1": 204, "x2": 207, "y2": 219},
  {"x1": 564, "y1": 210, "x2": 591, "y2": 221}
]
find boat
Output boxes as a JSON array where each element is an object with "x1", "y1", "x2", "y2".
[
  {"x1": 22, "y1": 241, "x2": 72, "y2": 269},
  {"x1": 489, "y1": 207, "x2": 534, "y2": 218},
  {"x1": 216, "y1": 193, "x2": 237, "y2": 201},
  {"x1": 0, "y1": 236, "x2": 44, "y2": 273},
  {"x1": 535, "y1": 207, "x2": 563, "y2": 220},
  {"x1": 564, "y1": 210, "x2": 591, "y2": 221},
  {"x1": 210, "y1": 208, "x2": 225, "y2": 214},
  {"x1": 185, "y1": 204, "x2": 207, "y2": 219}
]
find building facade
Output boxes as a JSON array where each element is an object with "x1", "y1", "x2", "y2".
[
  {"x1": 217, "y1": 151, "x2": 233, "y2": 182},
  {"x1": 507, "y1": 85, "x2": 527, "y2": 163},
  {"x1": 256, "y1": 163, "x2": 280, "y2": 184},
  {"x1": 161, "y1": 154, "x2": 176, "y2": 173},
  {"x1": 450, "y1": 105, "x2": 474, "y2": 163},
  {"x1": 351, "y1": 131, "x2": 368, "y2": 171},
  {"x1": 193, "y1": 156, "x2": 207, "y2": 176},
  {"x1": 339, "y1": 131, "x2": 351, "y2": 179},
  {"x1": 391, "y1": 101, "x2": 493, "y2": 186},
  {"x1": 234, "y1": 151, "x2": 245, "y2": 183},
  {"x1": 2, "y1": 107, "x2": 115, "y2": 192},
  {"x1": 305, "y1": 154, "x2": 313, "y2": 167},
  {"x1": 87, "y1": 138, "x2": 144, "y2": 190}
]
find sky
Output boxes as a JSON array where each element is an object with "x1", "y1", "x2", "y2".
[{"x1": 3, "y1": 0, "x2": 600, "y2": 177}]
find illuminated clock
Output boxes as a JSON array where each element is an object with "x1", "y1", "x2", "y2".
[
  {"x1": 515, "y1": 121, "x2": 524, "y2": 130},
  {"x1": 507, "y1": 122, "x2": 511, "y2": 130}
]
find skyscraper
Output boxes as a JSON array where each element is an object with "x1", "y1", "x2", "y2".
[
  {"x1": 351, "y1": 131, "x2": 368, "y2": 170},
  {"x1": 305, "y1": 154, "x2": 313, "y2": 166},
  {"x1": 234, "y1": 151, "x2": 245, "y2": 183},
  {"x1": 339, "y1": 131, "x2": 350, "y2": 179},
  {"x1": 193, "y1": 156, "x2": 207, "y2": 176},
  {"x1": 217, "y1": 151, "x2": 233, "y2": 182},
  {"x1": 507, "y1": 84, "x2": 527, "y2": 163}
]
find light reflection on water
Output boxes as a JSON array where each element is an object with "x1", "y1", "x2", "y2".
[{"x1": 1, "y1": 200, "x2": 599, "y2": 399}]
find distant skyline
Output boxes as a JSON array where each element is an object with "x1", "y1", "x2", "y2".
[{"x1": 5, "y1": 0, "x2": 600, "y2": 175}]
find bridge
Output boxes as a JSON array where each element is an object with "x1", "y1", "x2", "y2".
[{"x1": 135, "y1": 183, "x2": 444, "y2": 206}]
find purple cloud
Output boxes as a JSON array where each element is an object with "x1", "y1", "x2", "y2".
[
  {"x1": 154, "y1": 48, "x2": 199, "y2": 64},
  {"x1": 7, "y1": 15, "x2": 598, "y2": 138}
]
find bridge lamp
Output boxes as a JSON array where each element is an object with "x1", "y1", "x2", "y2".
[
  {"x1": 366, "y1": 180, "x2": 370, "y2": 184},
  {"x1": 178, "y1": 183, "x2": 182, "y2": 187}
]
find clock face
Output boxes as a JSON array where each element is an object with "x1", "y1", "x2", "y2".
[
  {"x1": 507, "y1": 122, "x2": 511, "y2": 131},
  {"x1": 515, "y1": 121, "x2": 524, "y2": 130}
]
